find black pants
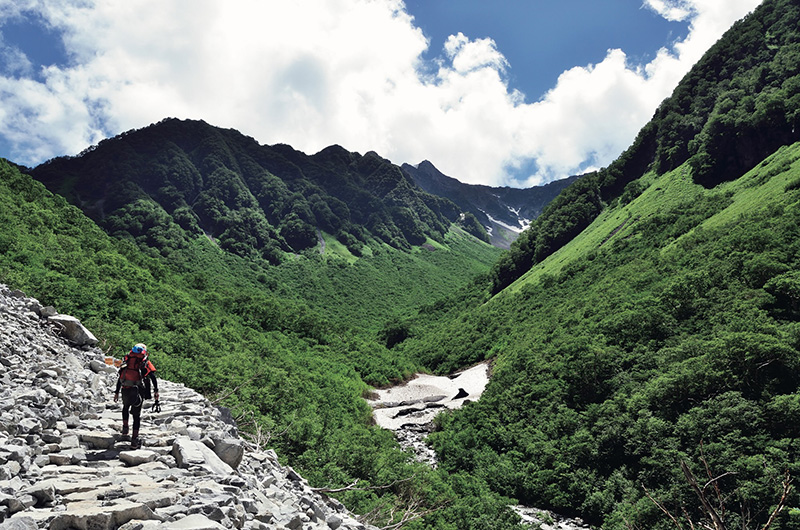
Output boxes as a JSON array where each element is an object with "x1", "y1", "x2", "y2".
[{"x1": 121, "y1": 386, "x2": 143, "y2": 434}]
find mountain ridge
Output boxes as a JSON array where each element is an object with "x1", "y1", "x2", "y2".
[
  {"x1": 401, "y1": 160, "x2": 578, "y2": 249},
  {"x1": 487, "y1": 0, "x2": 800, "y2": 294},
  {"x1": 30, "y1": 118, "x2": 468, "y2": 262}
]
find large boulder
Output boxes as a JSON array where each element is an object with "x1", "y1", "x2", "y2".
[
  {"x1": 212, "y1": 438, "x2": 244, "y2": 470},
  {"x1": 47, "y1": 315, "x2": 98, "y2": 346},
  {"x1": 172, "y1": 437, "x2": 233, "y2": 476},
  {"x1": 47, "y1": 501, "x2": 160, "y2": 530}
]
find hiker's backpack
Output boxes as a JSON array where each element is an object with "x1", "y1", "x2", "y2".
[{"x1": 119, "y1": 350, "x2": 155, "y2": 399}]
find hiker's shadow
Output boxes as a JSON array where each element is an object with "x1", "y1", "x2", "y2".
[{"x1": 86, "y1": 447, "x2": 122, "y2": 461}]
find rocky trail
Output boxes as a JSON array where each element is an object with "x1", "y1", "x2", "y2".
[{"x1": 0, "y1": 285, "x2": 376, "y2": 530}]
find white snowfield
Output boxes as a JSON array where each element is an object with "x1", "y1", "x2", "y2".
[{"x1": 367, "y1": 362, "x2": 490, "y2": 430}]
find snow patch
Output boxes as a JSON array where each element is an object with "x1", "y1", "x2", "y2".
[
  {"x1": 481, "y1": 209, "x2": 529, "y2": 233},
  {"x1": 368, "y1": 363, "x2": 490, "y2": 431}
]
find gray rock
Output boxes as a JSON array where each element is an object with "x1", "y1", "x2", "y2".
[
  {"x1": 7, "y1": 494, "x2": 36, "y2": 514},
  {"x1": 76, "y1": 430, "x2": 116, "y2": 449},
  {"x1": 48, "y1": 500, "x2": 160, "y2": 530},
  {"x1": 285, "y1": 466, "x2": 306, "y2": 484},
  {"x1": 48, "y1": 453, "x2": 72, "y2": 466},
  {"x1": 327, "y1": 514, "x2": 344, "y2": 529},
  {"x1": 0, "y1": 517, "x2": 38, "y2": 530},
  {"x1": 16, "y1": 418, "x2": 42, "y2": 435},
  {"x1": 60, "y1": 434, "x2": 80, "y2": 449},
  {"x1": 212, "y1": 438, "x2": 244, "y2": 469},
  {"x1": 165, "y1": 514, "x2": 226, "y2": 530},
  {"x1": 286, "y1": 514, "x2": 304, "y2": 530},
  {"x1": 23, "y1": 482, "x2": 56, "y2": 505},
  {"x1": 119, "y1": 449, "x2": 158, "y2": 466},
  {"x1": 63, "y1": 416, "x2": 81, "y2": 428},
  {"x1": 89, "y1": 359, "x2": 117, "y2": 374},
  {"x1": 0, "y1": 461, "x2": 21, "y2": 480},
  {"x1": 129, "y1": 490, "x2": 180, "y2": 510},
  {"x1": 0, "y1": 516, "x2": 38, "y2": 530},
  {"x1": 172, "y1": 437, "x2": 233, "y2": 476},
  {"x1": 47, "y1": 314, "x2": 98, "y2": 346},
  {"x1": 169, "y1": 419, "x2": 189, "y2": 435},
  {"x1": 187, "y1": 426, "x2": 203, "y2": 441},
  {"x1": 201, "y1": 506, "x2": 226, "y2": 522},
  {"x1": 41, "y1": 431, "x2": 62, "y2": 444},
  {"x1": 15, "y1": 389, "x2": 48, "y2": 407}
]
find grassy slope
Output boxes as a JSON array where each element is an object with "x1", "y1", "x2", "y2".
[
  {"x1": 508, "y1": 142, "x2": 800, "y2": 293},
  {"x1": 271, "y1": 226, "x2": 500, "y2": 331}
]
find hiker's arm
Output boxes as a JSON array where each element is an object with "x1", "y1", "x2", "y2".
[
  {"x1": 114, "y1": 377, "x2": 121, "y2": 400},
  {"x1": 149, "y1": 372, "x2": 159, "y2": 398}
]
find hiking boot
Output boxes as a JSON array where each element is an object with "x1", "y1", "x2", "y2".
[
  {"x1": 121, "y1": 424, "x2": 129, "y2": 436},
  {"x1": 130, "y1": 429, "x2": 141, "y2": 449}
]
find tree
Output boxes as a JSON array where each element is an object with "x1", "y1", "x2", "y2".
[{"x1": 639, "y1": 455, "x2": 793, "y2": 530}]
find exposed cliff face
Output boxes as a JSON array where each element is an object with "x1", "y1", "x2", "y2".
[{"x1": 0, "y1": 284, "x2": 375, "y2": 530}]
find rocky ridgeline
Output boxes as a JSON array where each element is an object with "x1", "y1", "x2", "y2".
[{"x1": 0, "y1": 285, "x2": 377, "y2": 530}]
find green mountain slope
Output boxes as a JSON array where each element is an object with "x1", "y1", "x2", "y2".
[
  {"x1": 2, "y1": 136, "x2": 507, "y2": 527},
  {"x1": 27, "y1": 118, "x2": 501, "y2": 331},
  {"x1": 1, "y1": 158, "x2": 512, "y2": 527},
  {"x1": 489, "y1": 0, "x2": 800, "y2": 294},
  {"x1": 0, "y1": 154, "x2": 413, "y2": 445},
  {"x1": 399, "y1": 141, "x2": 800, "y2": 529},
  {"x1": 389, "y1": 0, "x2": 800, "y2": 524},
  {"x1": 30, "y1": 118, "x2": 467, "y2": 261}
]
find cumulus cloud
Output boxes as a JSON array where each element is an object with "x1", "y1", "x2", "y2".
[{"x1": 0, "y1": 0, "x2": 762, "y2": 186}]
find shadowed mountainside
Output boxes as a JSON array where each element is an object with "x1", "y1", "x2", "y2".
[{"x1": 30, "y1": 119, "x2": 478, "y2": 263}]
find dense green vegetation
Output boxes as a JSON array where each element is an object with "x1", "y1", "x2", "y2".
[
  {"x1": 3, "y1": 0, "x2": 800, "y2": 528},
  {"x1": 0, "y1": 158, "x2": 513, "y2": 528},
  {"x1": 490, "y1": 0, "x2": 800, "y2": 294},
  {"x1": 31, "y1": 119, "x2": 464, "y2": 263},
  {"x1": 398, "y1": 144, "x2": 800, "y2": 529}
]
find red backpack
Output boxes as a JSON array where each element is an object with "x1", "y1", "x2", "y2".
[{"x1": 119, "y1": 350, "x2": 156, "y2": 397}]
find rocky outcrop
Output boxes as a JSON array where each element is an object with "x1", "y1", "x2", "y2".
[
  {"x1": 46, "y1": 315, "x2": 98, "y2": 347},
  {"x1": 0, "y1": 285, "x2": 376, "y2": 530}
]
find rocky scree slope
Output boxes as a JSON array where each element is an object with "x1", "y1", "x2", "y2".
[{"x1": 0, "y1": 284, "x2": 376, "y2": 530}]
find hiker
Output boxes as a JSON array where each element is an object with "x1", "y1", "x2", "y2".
[{"x1": 113, "y1": 343, "x2": 159, "y2": 449}]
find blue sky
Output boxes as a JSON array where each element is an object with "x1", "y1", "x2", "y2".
[
  {"x1": 406, "y1": 0, "x2": 689, "y2": 101},
  {"x1": 0, "y1": 0, "x2": 762, "y2": 187}
]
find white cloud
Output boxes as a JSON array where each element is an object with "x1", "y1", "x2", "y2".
[
  {"x1": 645, "y1": 0, "x2": 695, "y2": 21},
  {"x1": 444, "y1": 32, "x2": 508, "y2": 73},
  {"x1": 0, "y1": 0, "x2": 763, "y2": 187}
]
